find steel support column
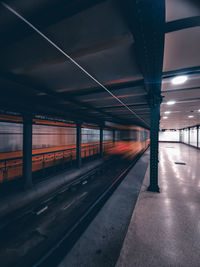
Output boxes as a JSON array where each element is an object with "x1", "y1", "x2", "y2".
[
  {"x1": 197, "y1": 126, "x2": 199, "y2": 147},
  {"x1": 76, "y1": 124, "x2": 82, "y2": 168},
  {"x1": 100, "y1": 127, "x2": 103, "y2": 157},
  {"x1": 23, "y1": 114, "x2": 33, "y2": 189},
  {"x1": 147, "y1": 97, "x2": 161, "y2": 193},
  {"x1": 123, "y1": 0, "x2": 165, "y2": 193},
  {"x1": 188, "y1": 127, "x2": 190, "y2": 144}
]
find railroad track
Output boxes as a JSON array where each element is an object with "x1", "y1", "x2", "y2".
[
  {"x1": 0, "y1": 149, "x2": 147, "y2": 267},
  {"x1": 0, "y1": 158, "x2": 109, "y2": 233},
  {"x1": 33, "y1": 150, "x2": 146, "y2": 267}
]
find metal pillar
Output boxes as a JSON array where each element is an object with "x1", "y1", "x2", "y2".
[
  {"x1": 76, "y1": 124, "x2": 82, "y2": 168},
  {"x1": 147, "y1": 99, "x2": 160, "y2": 193},
  {"x1": 197, "y1": 126, "x2": 199, "y2": 148},
  {"x1": 23, "y1": 114, "x2": 33, "y2": 189},
  {"x1": 188, "y1": 127, "x2": 190, "y2": 144},
  {"x1": 100, "y1": 127, "x2": 103, "y2": 157}
]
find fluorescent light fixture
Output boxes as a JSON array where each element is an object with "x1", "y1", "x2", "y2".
[
  {"x1": 172, "y1": 75, "x2": 188, "y2": 85},
  {"x1": 164, "y1": 111, "x2": 171, "y2": 114},
  {"x1": 188, "y1": 115, "x2": 194, "y2": 118},
  {"x1": 167, "y1": 100, "x2": 176, "y2": 105},
  {"x1": 163, "y1": 116, "x2": 168, "y2": 119}
]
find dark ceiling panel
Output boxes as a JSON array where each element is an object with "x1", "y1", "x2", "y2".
[
  {"x1": 166, "y1": 0, "x2": 200, "y2": 22},
  {"x1": 76, "y1": 86, "x2": 146, "y2": 102},
  {"x1": 163, "y1": 27, "x2": 200, "y2": 72},
  {"x1": 0, "y1": 0, "x2": 106, "y2": 48},
  {"x1": 8, "y1": 0, "x2": 200, "y2": 129}
]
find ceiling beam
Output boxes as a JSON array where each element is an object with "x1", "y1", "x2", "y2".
[
  {"x1": 98, "y1": 103, "x2": 149, "y2": 110},
  {"x1": 0, "y1": 71, "x2": 142, "y2": 126},
  {"x1": 162, "y1": 86, "x2": 200, "y2": 94},
  {"x1": 58, "y1": 78, "x2": 144, "y2": 97},
  {"x1": 0, "y1": 72, "x2": 112, "y2": 123},
  {"x1": 163, "y1": 66, "x2": 200, "y2": 78},
  {"x1": 165, "y1": 16, "x2": 200, "y2": 33},
  {"x1": 162, "y1": 97, "x2": 200, "y2": 104}
]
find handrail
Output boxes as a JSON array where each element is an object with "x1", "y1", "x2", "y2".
[
  {"x1": 0, "y1": 142, "x2": 114, "y2": 182},
  {"x1": 0, "y1": 143, "x2": 104, "y2": 163}
]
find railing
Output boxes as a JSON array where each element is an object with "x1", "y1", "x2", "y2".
[
  {"x1": 0, "y1": 142, "x2": 111, "y2": 183},
  {"x1": 82, "y1": 143, "x2": 100, "y2": 159},
  {"x1": 103, "y1": 141, "x2": 114, "y2": 152}
]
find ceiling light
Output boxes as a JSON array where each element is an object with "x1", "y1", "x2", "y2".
[
  {"x1": 188, "y1": 115, "x2": 194, "y2": 118},
  {"x1": 172, "y1": 75, "x2": 188, "y2": 85},
  {"x1": 167, "y1": 100, "x2": 176, "y2": 105},
  {"x1": 163, "y1": 116, "x2": 168, "y2": 119},
  {"x1": 164, "y1": 111, "x2": 171, "y2": 114},
  {"x1": 198, "y1": 109, "x2": 200, "y2": 112}
]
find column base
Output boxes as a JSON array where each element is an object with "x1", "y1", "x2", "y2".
[{"x1": 147, "y1": 184, "x2": 160, "y2": 193}]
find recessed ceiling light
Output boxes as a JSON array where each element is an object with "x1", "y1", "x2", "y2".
[
  {"x1": 165, "y1": 111, "x2": 171, "y2": 114},
  {"x1": 167, "y1": 100, "x2": 176, "y2": 105},
  {"x1": 172, "y1": 75, "x2": 188, "y2": 85},
  {"x1": 198, "y1": 109, "x2": 200, "y2": 112},
  {"x1": 163, "y1": 116, "x2": 168, "y2": 119},
  {"x1": 188, "y1": 115, "x2": 194, "y2": 118}
]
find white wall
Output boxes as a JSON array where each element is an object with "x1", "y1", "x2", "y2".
[{"x1": 159, "y1": 130, "x2": 180, "y2": 142}]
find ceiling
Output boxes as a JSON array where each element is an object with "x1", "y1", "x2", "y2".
[
  {"x1": 161, "y1": 0, "x2": 200, "y2": 129},
  {"x1": 0, "y1": 0, "x2": 199, "y2": 130}
]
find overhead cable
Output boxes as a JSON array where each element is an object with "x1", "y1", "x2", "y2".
[{"x1": 2, "y1": 1, "x2": 149, "y2": 127}]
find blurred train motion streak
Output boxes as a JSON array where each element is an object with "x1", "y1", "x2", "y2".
[
  {"x1": 106, "y1": 127, "x2": 149, "y2": 159},
  {"x1": 0, "y1": 116, "x2": 149, "y2": 183}
]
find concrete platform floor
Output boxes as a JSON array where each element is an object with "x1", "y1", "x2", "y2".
[
  {"x1": 117, "y1": 143, "x2": 200, "y2": 267},
  {"x1": 59, "y1": 150, "x2": 150, "y2": 267}
]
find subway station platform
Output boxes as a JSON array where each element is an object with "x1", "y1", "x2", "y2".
[
  {"x1": 117, "y1": 142, "x2": 200, "y2": 267},
  {"x1": 59, "y1": 149, "x2": 150, "y2": 267},
  {"x1": 59, "y1": 142, "x2": 200, "y2": 267},
  {"x1": 1, "y1": 1, "x2": 200, "y2": 266}
]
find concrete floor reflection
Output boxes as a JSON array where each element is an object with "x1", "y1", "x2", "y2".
[{"x1": 117, "y1": 143, "x2": 200, "y2": 267}]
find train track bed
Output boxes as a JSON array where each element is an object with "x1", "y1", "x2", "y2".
[{"x1": 0, "y1": 153, "x2": 143, "y2": 267}]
